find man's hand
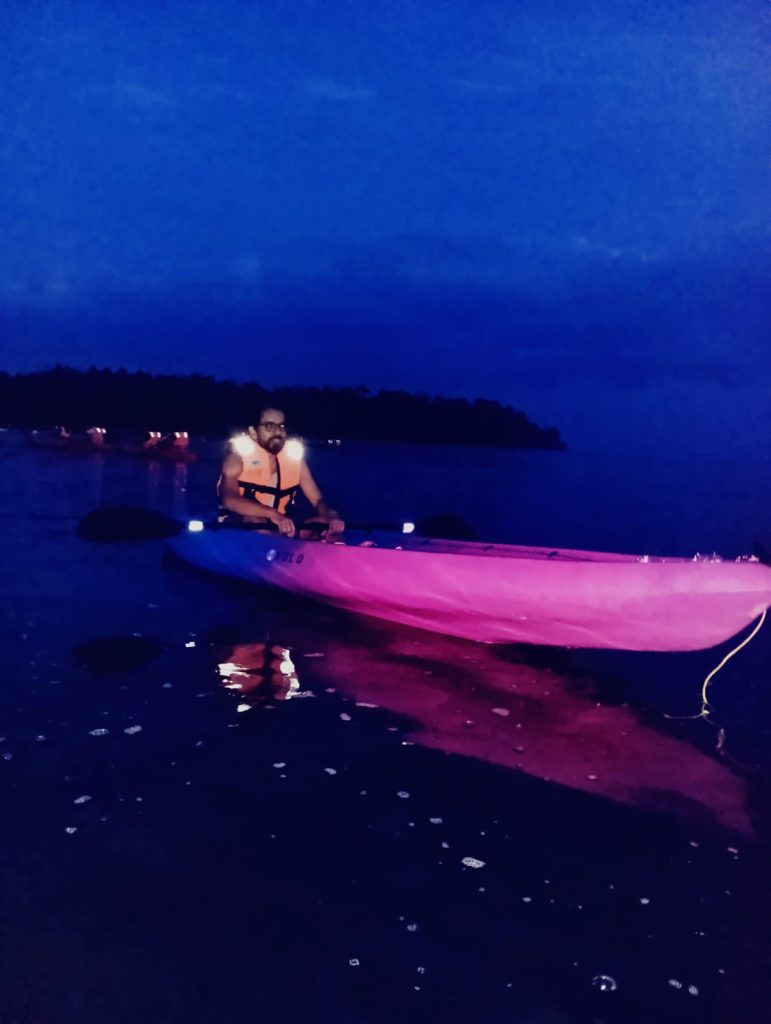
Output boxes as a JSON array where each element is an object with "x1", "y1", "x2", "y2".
[
  {"x1": 326, "y1": 517, "x2": 345, "y2": 536},
  {"x1": 272, "y1": 512, "x2": 296, "y2": 537}
]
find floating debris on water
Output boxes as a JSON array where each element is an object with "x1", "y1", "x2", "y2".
[
  {"x1": 406, "y1": 923, "x2": 418, "y2": 932},
  {"x1": 273, "y1": 762, "x2": 287, "y2": 769},
  {"x1": 429, "y1": 817, "x2": 443, "y2": 825},
  {"x1": 35, "y1": 735, "x2": 46, "y2": 742},
  {"x1": 88, "y1": 728, "x2": 109, "y2": 736},
  {"x1": 491, "y1": 707, "x2": 509, "y2": 717},
  {"x1": 124, "y1": 725, "x2": 143, "y2": 735},
  {"x1": 340, "y1": 713, "x2": 352, "y2": 721},
  {"x1": 185, "y1": 641, "x2": 196, "y2": 648},
  {"x1": 461, "y1": 857, "x2": 485, "y2": 869},
  {"x1": 73, "y1": 795, "x2": 92, "y2": 804},
  {"x1": 324, "y1": 768, "x2": 337, "y2": 775},
  {"x1": 592, "y1": 975, "x2": 617, "y2": 992},
  {"x1": 640, "y1": 897, "x2": 650, "y2": 905},
  {"x1": 586, "y1": 774, "x2": 599, "y2": 781},
  {"x1": 236, "y1": 704, "x2": 251, "y2": 713},
  {"x1": 2, "y1": 752, "x2": 14, "y2": 762},
  {"x1": 65, "y1": 827, "x2": 78, "y2": 834},
  {"x1": 396, "y1": 791, "x2": 410, "y2": 799},
  {"x1": 356, "y1": 702, "x2": 378, "y2": 708},
  {"x1": 348, "y1": 958, "x2": 359, "y2": 967},
  {"x1": 305, "y1": 653, "x2": 326, "y2": 659},
  {"x1": 668, "y1": 979, "x2": 683, "y2": 990}
]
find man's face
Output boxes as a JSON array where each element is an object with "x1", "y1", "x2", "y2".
[{"x1": 252, "y1": 409, "x2": 287, "y2": 454}]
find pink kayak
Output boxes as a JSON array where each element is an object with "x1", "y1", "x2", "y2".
[{"x1": 167, "y1": 528, "x2": 771, "y2": 651}]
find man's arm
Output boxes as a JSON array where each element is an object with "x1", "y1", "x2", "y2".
[
  {"x1": 299, "y1": 461, "x2": 345, "y2": 534},
  {"x1": 218, "y1": 453, "x2": 295, "y2": 534}
]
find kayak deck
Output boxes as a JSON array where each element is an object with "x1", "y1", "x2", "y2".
[{"x1": 168, "y1": 527, "x2": 771, "y2": 652}]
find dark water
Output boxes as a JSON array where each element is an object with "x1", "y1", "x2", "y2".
[{"x1": 1, "y1": 430, "x2": 770, "y2": 1024}]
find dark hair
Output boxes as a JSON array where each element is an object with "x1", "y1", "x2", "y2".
[{"x1": 255, "y1": 404, "x2": 286, "y2": 425}]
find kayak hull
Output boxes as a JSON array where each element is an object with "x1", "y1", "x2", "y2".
[{"x1": 167, "y1": 529, "x2": 771, "y2": 652}]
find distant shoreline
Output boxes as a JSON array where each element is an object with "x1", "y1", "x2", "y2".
[{"x1": 0, "y1": 365, "x2": 566, "y2": 451}]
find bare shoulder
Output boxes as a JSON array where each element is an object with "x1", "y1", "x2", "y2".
[{"x1": 221, "y1": 452, "x2": 243, "y2": 477}]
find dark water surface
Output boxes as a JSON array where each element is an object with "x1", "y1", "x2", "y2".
[{"x1": 1, "y1": 431, "x2": 770, "y2": 1023}]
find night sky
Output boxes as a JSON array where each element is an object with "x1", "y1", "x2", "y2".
[{"x1": 1, "y1": 0, "x2": 769, "y2": 453}]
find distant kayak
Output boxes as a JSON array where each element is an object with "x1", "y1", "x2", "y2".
[
  {"x1": 28, "y1": 434, "x2": 113, "y2": 453},
  {"x1": 114, "y1": 443, "x2": 198, "y2": 463},
  {"x1": 167, "y1": 526, "x2": 771, "y2": 652},
  {"x1": 27, "y1": 434, "x2": 196, "y2": 461}
]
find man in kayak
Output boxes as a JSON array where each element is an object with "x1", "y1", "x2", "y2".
[{"x1": 218, "y1": 406, "x2": 345, "y2": 538}]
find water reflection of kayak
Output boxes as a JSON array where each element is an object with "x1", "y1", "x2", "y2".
[
  {"x1": 212, "y1": 624, "x2": 751, "y2": 834},
  {"x1": 169, "y1": 526, "x2": 771, "y2": 652}
]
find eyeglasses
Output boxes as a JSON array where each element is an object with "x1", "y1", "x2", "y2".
[{"x1": 258, "y1": 421, "x2": 286, "y2": 432}]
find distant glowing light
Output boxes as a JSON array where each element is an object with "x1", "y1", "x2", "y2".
[
  {"x1": 231, "y1": 432, "x2": 256, "y2": 456},
  {"x1": 402, "y1": 521, "x2": 415, "y2": 534},
  {"x1": 285, "y1": 438, "x2": 305, "y2": 460},
  {"x1": 187, "y1": 519, "x2": 204, "y2": 532}
]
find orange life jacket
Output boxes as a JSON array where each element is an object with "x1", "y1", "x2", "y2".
[{"x1": 237, "y1": 444, "x2": 302, "y2": 513}]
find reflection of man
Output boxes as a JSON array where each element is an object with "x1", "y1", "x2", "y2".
[
  {"x1": 217, "y1": 643, "x2": 300, "y2": 704},
  {"x1": 217, "y1": 406, "x2": 344, "y2": 538}
]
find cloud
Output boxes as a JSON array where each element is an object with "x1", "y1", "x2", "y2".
[
  {"x1": 453, "y1": 77, "x2": 518, "y2": 97},
  {"x1": 113, "y1": 79, "x2": 174, "y2": 109},
  {"x1": 303, "y1": 78, "x2": 374, "y2": 101}
]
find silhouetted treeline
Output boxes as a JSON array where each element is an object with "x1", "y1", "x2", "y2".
[{"x1": 0, "y1": 366, "x2": 565, "y2": 449}]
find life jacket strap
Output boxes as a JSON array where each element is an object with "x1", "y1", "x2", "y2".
[{"x1": 238, "y1": 480, "x2": 299, "y2": 509}]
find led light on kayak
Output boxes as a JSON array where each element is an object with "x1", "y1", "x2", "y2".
[
  {"x1": 187, "y1": 519, "x2": 205, "y2": 532},
  {"x1": 231, "y1": 432, "x2": 256, "y2": 456},
  {"x1": 402, "y1": 521, "x2": 415, "y2": 534},
  {"x1": 285, "y1": 438, "x2": 304, "y2": 460}
]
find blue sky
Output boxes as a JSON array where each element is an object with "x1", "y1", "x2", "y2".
[{"x1": 1, "y1": 0, "x2": 769, "y2": 453}]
